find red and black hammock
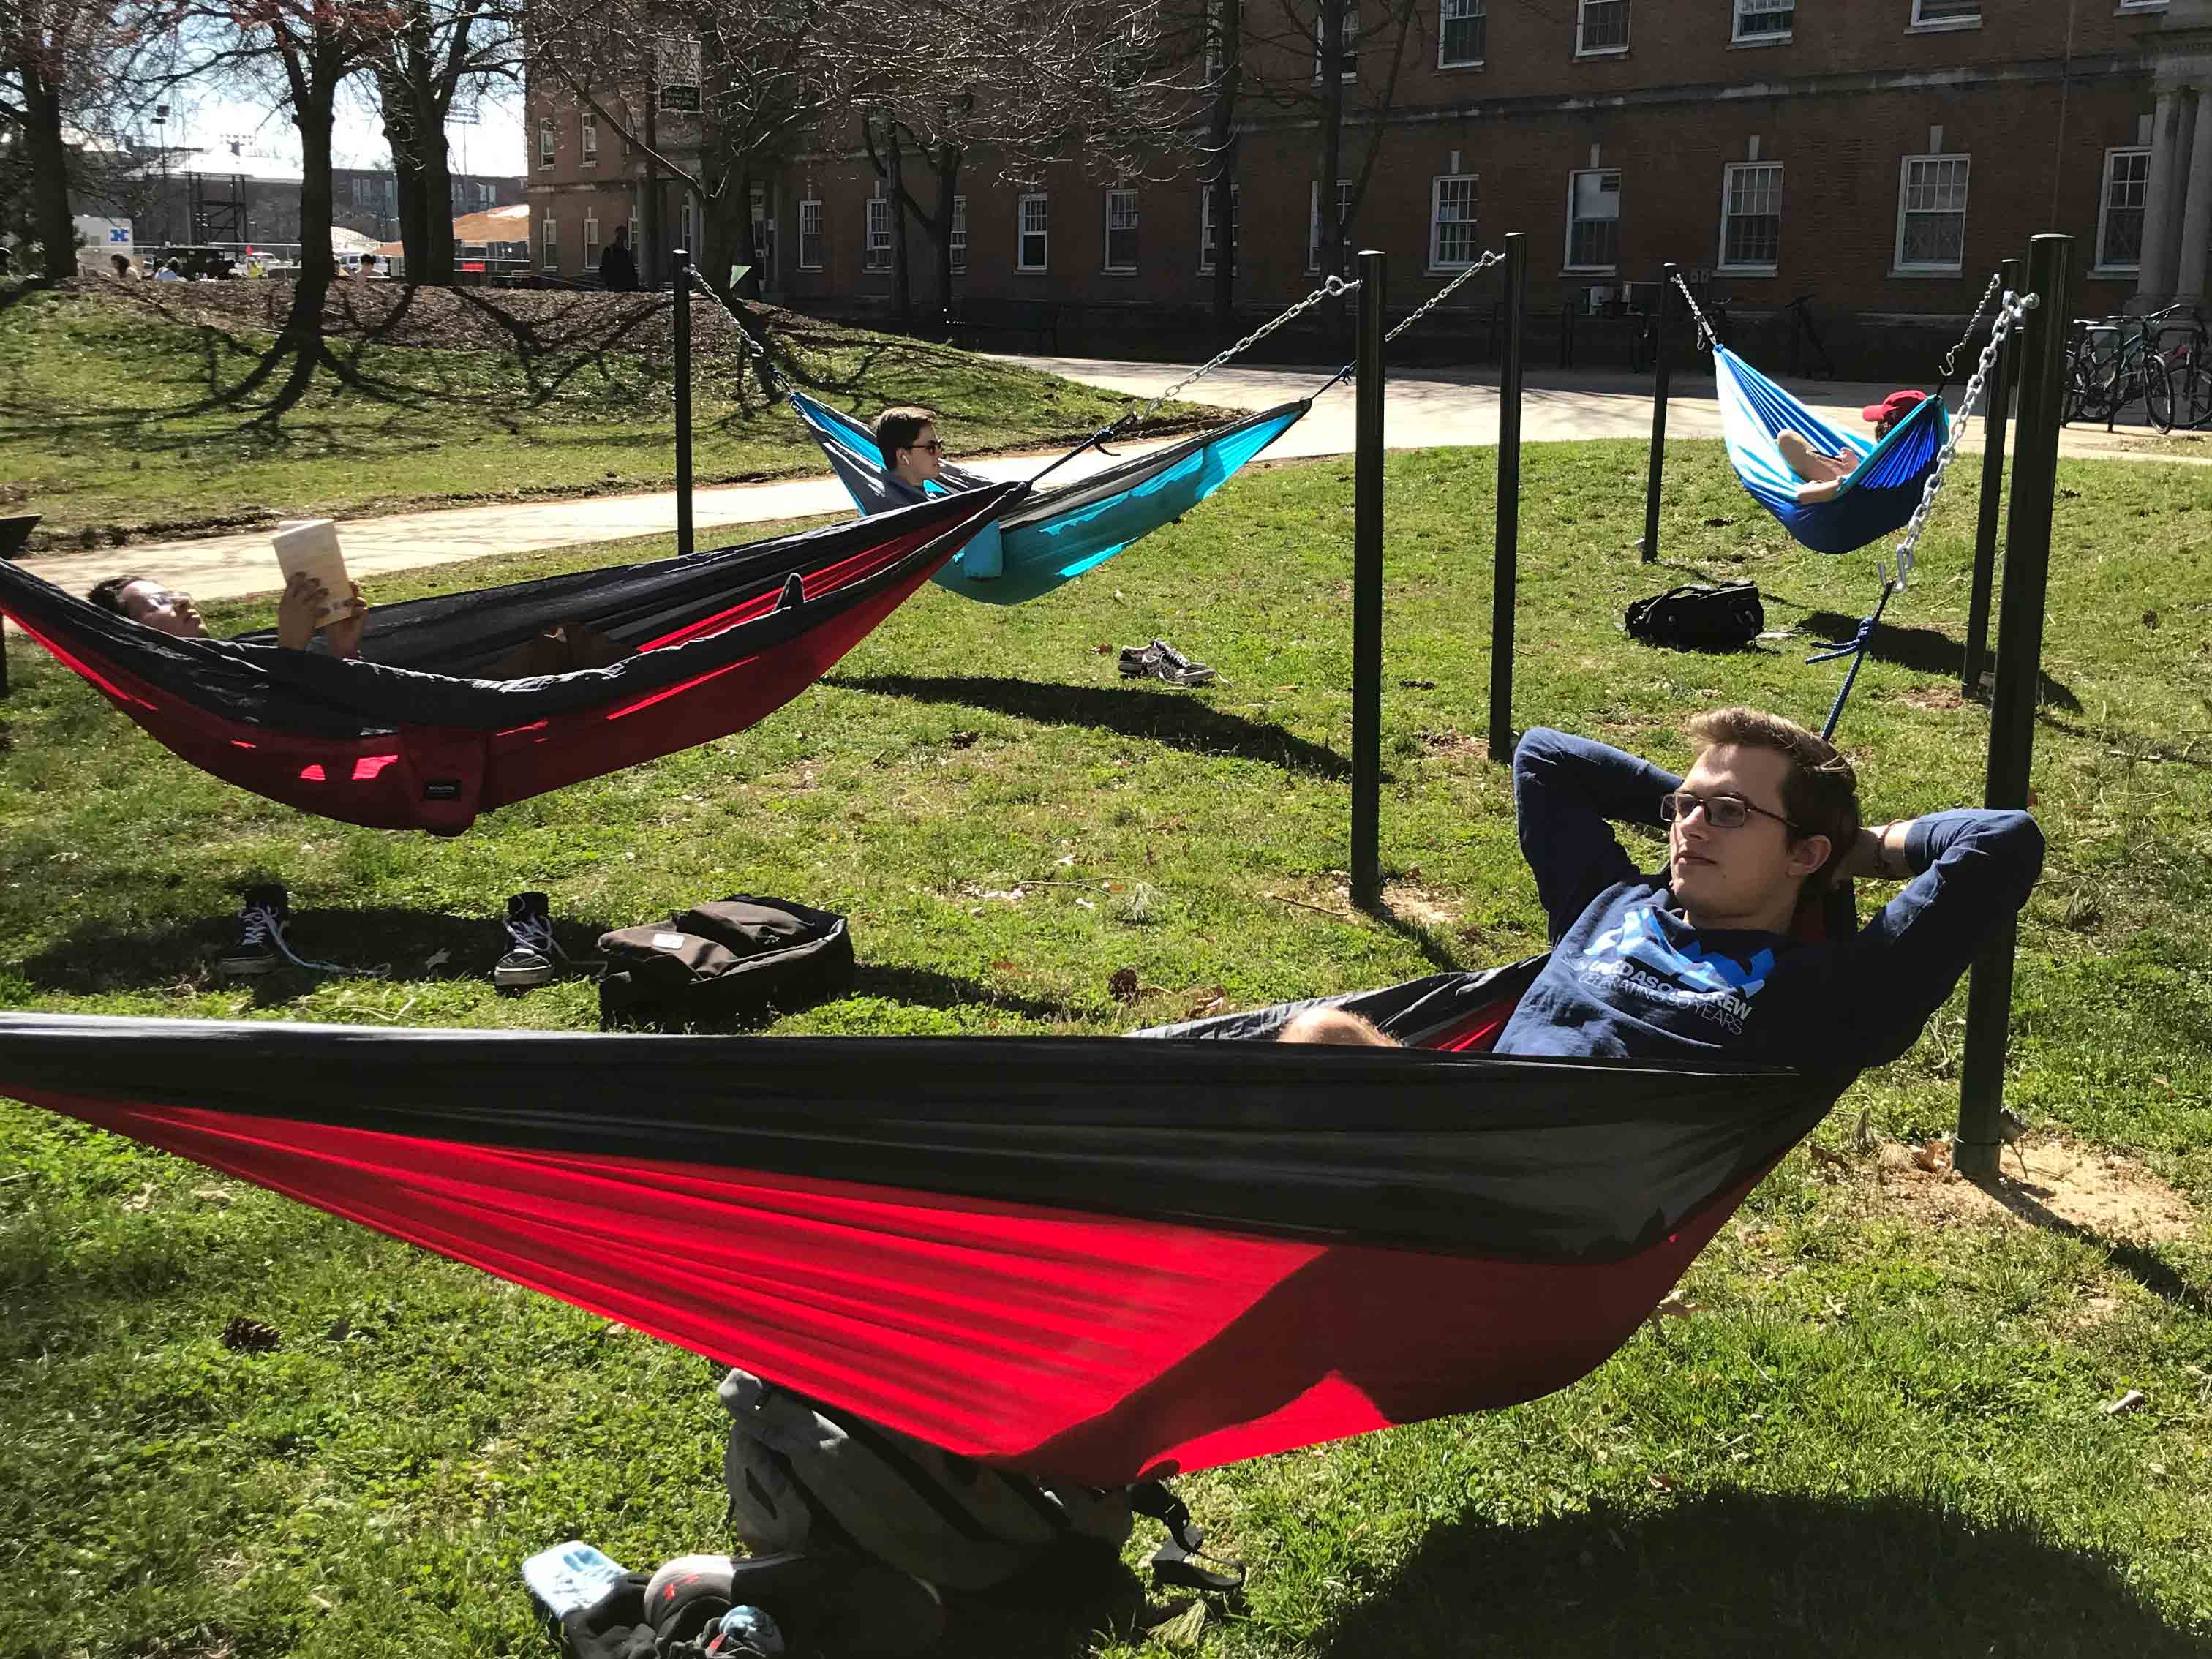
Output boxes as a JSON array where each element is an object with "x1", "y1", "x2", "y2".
[
  {"x1": 0, "y1": 960, "x2": 1851, "y2": 1486},
  {"x1": 0, "y1": 487, "x2": 1017, "y2": 834}
]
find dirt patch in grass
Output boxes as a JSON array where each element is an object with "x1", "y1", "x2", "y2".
[
  {"x1": 1902, "y1": 684, "x2": 1969, "y2": 712},
  {"x1": 1871, "y1": 1137, "x2": 2200, "y2": 1244}
]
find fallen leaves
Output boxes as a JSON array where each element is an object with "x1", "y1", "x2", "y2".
[
  {"x1": 220, "y1": 1314, "x2": 281, "y2": 1354},
  {"x1": 1913, "y1": 1137, "x2": 1955, "y2": 1177},
  {"x1": 1108, "y1": 966, "x2": 1141, "y2": 1002}
]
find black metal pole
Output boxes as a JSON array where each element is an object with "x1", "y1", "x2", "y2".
[
  {"x1": 1955, "y1": 233, "x2": 2074, "y2": 1178},
  {"x1": 1962, "y1": 255, "x2": 2023, "y2": 701},
  {"x1": 1489, "y1": 232, "x2": 1527, "y2": 765},
  {"x1": 673, "y1": 247, "x2": 695, "y2": 559},
  {"x1": 1641, "y1": 262, "x2": 1677, "y2": 563},
  {"x1": 1351, "y1": 249, "x2": 1386, "y2": 911}
]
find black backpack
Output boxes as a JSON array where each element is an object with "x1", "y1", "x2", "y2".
[
  {"x1": 1624, "y1": 581, "x2": 1764, "y2": 650},
  {"x1": 598, "y1": 897, "x2": 854, "y2": 1026}
]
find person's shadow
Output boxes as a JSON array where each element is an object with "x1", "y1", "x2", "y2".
[{"x1": 1306, "y1": 1489, "x2": 2206, "y2": 1658}]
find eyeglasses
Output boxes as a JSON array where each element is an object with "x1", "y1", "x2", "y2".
[
  {"x1": 906, "y1": 440, "x2": 944, "y2": 455},
  {"x1": 1660, "y1": 789, "x2": 1802, "y2": 834}
]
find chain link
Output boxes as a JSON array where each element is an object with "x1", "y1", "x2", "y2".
[
  {"x1": 1385, "y1": 247, "x2": 1508, "y2": 347},
  {"x1": 1941, "y1": 269, "x2": 2004, "y2": 385},
  {"x1": 1670, "y1": 273, "x2": 1719, "y2": 350},
  {"x1": 686, "y1": 270, "x2": 780, "y2": 381},
  {"x1": 1885, "y1": 287, "x2": 2039, "y2": 590},
  {"x1": 1116, "y1": 273, "x2": 1364, "y2": 428}
]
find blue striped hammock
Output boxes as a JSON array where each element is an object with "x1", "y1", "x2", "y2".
[
  {"x1": 1714, "y1": 346, "x2": 1949, "y2": 557},
  {"x1": 789, "y1": 390, "x2": 1306, "y2": 606}
]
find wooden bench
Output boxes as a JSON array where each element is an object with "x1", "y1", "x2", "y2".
[{"x1": 947, "y1": 298, "x2": 1061, "y2": 354}]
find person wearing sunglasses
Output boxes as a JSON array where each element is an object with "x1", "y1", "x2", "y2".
[
  {"x1": 875, "y1": 406, "x2": 949, "y2": 497},
  {"x1": 1283, "y1": 707, "x2": 2042, "y2": 1068}
]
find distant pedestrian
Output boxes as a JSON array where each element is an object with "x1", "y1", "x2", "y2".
[
  {"x1": 599, "y1": 224, "x2": 639, "y2": 292},
  {"x1": 155, "y1": 257, "x2": 184, "y2": 282},
  {"x1": 110, "y1": 252, "x2": 139, "y2": 279}
]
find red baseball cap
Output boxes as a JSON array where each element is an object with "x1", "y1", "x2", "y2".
[{"x1": 1862, "y1": 389, "x2": 1927, "y2": 424}]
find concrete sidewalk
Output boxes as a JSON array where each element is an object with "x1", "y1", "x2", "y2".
[{"x1": 15, "y1": 357, "x2": 2196, "y2": 607}]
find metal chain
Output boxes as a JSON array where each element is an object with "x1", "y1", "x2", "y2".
[
  {"x1": 686, "y1": 269, "x2": 781, "y2": 383},
  {"x1": 1941, "y1": 269, "x2": 2004, "y2": 384},
  {"x1": 1884, "y1": 287, "x2": 2039, "y2": 590},
  {"x1": 1119, "y1": 273, "x2": 1363, "y2": 428},
  {"x1": 1670, "y1": 272, "x2": 1718, "y2": 350},
  {"x1": 1385, "y1": 247, "x2": 1507, "y2": 346}
]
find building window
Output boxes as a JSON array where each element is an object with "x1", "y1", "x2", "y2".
[
  {"x1": 751, "y1": 182, "x2": 775, "y2": 279},
  {"x1": 1308, "y1": 178, "x2": 1353, "y2": 271},
  {"x1": 1440, "y1": 0, "x2": 1486, "y2": 66},
  {"x1": 798, "y1": 199, "x2": 823, "y2": 270},
  {"x1": 1429, "y1": 174, "x2": 1480, "y2": 268},
  {"x1": 681, "y1": 195, "x2": 694, "y2": 253},
  {"x1": 2096, "y1": 148, "x2": 2151, "y2": 270},
  {"x1": 351, "y1": 177, "x2": 370, "y2": 205},
  {"x1": 584, "y1": 215, "x2": 601, "y2": 271},
  {"x1": 581, "y1": 114, "x2": 598, "y2": 165},
  {"x1": 538, "y1": 117, "x2": 554, "y2": 168},
  {"x1": 950, "y1": 196, "x2": 968, "y2": 272},
  {"x1": 1565, "y1": 168, "x2": 1621, "y2": 270},
  {"x1": 1733, "y1": 0, "x2": 1792, "y2": 40},
  {"x1": 1313, "y1": 4, "x2": 1358, "y2": 80},
  {"x1": 1895, "y1": 154, "x2": 1969, "y2": 271},
  {"x1": 1910, "y1": 0, "x2": 1979, "y2": 24},
  {"x1": 1719, "y1": 161, "x2": 1782, "y2": 270},
  {"x1": 1200, "y1": 180, "x2": 1239, "y2": 274},
  {"x1": 1018, "y1": 192, "x2": 1050, "y2": 272},
  {"x1": 1105, "y1": 188, "x2": 1139, "y2": 271},
  {"x1": 630, "y1": 214, "x2": 641, "y2": 257},
  {"x1": 541, "y1": 215, "x2": 557, "y2": 270},
  {"x1": 1576, "y1": 0, "x2": 1629, "y2": 53},
  {"x1": 478, "y1": 182, "x2": 494, "y2": 208},
  {"x1": 865, "y1": 196, "x2": 892, "y2": 271}
]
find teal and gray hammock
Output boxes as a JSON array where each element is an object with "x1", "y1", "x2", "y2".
[
  {"x1": 789, "y1": 389, "x2": 1308, "y2": 606},
  {"x1": 1712, "y1": 345, "x2": 1950, "y2": 556}
]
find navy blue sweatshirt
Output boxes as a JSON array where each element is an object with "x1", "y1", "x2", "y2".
[{"x1": 1492, "y1": 729, "x2": 2044, "y2": 1069}]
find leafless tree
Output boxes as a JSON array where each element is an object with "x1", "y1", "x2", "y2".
[{"x1": 369, "y1": 0, "x2": 514, "y2": 283}]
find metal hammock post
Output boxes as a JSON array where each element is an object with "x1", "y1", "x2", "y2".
[
  {"x1": 1641, "y1": 263, "x2": 1678, "y2": 563},
  {"x1": 1351, "y1": 249, "x2": 1386, "y2": 911},
  {"x1": 1956, "y1": 233, "x2": 2075, "y2": 1179},
  {"x1": 1963, "y1": 255, "x2": 2024, "y2": 700},
  {"x1": 673, "y1": 247, "x2": 695, "y2": 559},
  {"x1": 1489, "y1": 232, "x2": 1527, "y2": 764}
]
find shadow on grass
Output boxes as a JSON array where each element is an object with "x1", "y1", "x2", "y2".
[
  {"x1": 13, "y1": 906, "x2": 614, "y2": 996},
  {"x1": 827, "y1": 673, "x2": 1353, "y2": 780},
  {"x1": 1311, "y1": 1490, "x2": 2209, "y2": 1658},
  {"x1": 1968, "y1": 1175, "x2": 2212, "y2": 1320},
  {"x1": 1799, "y1": 611, "x2": 2083, "y2": 713},
  {"x1": 604, "y1": 963, "x2": 1088, "y2": 1032}
]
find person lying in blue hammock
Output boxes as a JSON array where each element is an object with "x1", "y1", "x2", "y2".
[
  {"x1": 1284, "y1": 707, "x2": 2043, "y2": 1069},
  {"x1": 1775, "y1": 390, "x2": 1927, "y2": 503}
]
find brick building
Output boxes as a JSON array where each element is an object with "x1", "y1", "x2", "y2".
[{"x1": 529, "y1": 1, "x2": 2188, "y2": 363}]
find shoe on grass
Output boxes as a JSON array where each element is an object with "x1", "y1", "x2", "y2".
[
  {"x1": 494, "y1": 890, "x2": 559, "y2": 988},
  {"x1": 218, "y1": 882, "x2": 290, "y2": 977},
  {"x1": 1117, "y1": 642, "x2": 1162, "y2": 678},
  {"x1": 1146, "y1": 638, "x2": 1216, "y2": 687}
]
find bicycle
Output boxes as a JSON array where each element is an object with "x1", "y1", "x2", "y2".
[
  {"x1": 1781, "y1": 293, "x2": 1835, "y2": 380},
  {"x1": 2066, "y1": 309, "x2": 2175, "y2": 432},
  {"x1": 2151, "y1": 307, "x2": 2212, "y2": 431}
]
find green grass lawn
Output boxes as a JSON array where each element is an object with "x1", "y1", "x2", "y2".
[
  {"x1": 3, "y1": 438, "x2": 2211, "y2": 1658},
  {"x1": 0, "y1": 284, "x2": 1211, "y2": 552}
]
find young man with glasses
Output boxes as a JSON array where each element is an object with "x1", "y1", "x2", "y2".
[
  {"x1": 1284, "y1": 708, "x2": 2043, "y2": 1066},
  {"x1": 874, "y1": 406, "x2": 947, "y2": 500}
]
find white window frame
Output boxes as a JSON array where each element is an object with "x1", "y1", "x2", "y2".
[
  {"x1": 797, "y1": 199, "x2": 823, "y2": 271},
  {"x1": 1731, "y1": 0, "x2": 1793, "y2": 43},
  {"x1": 581, "y1": 113, "x2": 598, "y2": 165},
  {"x1": 1017, "y1": 191, "x2": 1050, "y2": 273},
  {"x1": 538, "y1": 116, "x2": 554, "y2": 168},
  {"x1": 629, "y1": 214, "x2": 641, "y2": 257},
  {"x1": 2114, "y1": 0, "x2": 2167, "y2": 10},
  {"x1": 950, "y1": 195, "x2": 968, "y2": 272},
  {"x1": 1717, "y1": 160, "x2": 1782, "y2": 274},
  {"x1": 750, "y1": 183, "x2": 775, "y2": 281},
  {"x1": 1563, "y1": 168, "x2": 1621, "y2": 272},
  {"x1": 1439, "y1": 0, "x2": 1486, "y2": 67},
  {"x1": 1104, "y1": 187, "x2": 1140, "y2": 273},
  {"x1": 1307, "y1": 177, "x2": 1353, "y2": 272},
  {"x1": 584, "y1": 214, "x2": 601, "y2": 271},
  {"x1": 1908, "y1": 0, "x2": 1980, "y2": 29},
  {"x1": 1575, "y1": 0, "x2": 1630, "y2": 55},
  {"x1": 2094, "y1": 147, "x2": 2151, "y2": 274},
  {"x1": 1312, "y1": 4, "x2": 1359, "y2": 81},
  {"x1": 1893, "y1": 152, "x2": 1969, "y2": 274},
  {"x1": 865, "y1": 195, "x2": 892, "y2": 272},
  {"x1": 1199, "y1": 179, "x2": 1239, "y2": 274},
  {"x1": 1429, "y1": 173, "x2": 1481, "y2": 270},
  {"x1": 540, "y1": 215, "x2": 558, "y2": 270},
  {"x1": 479, "y1": 182, "x2": 495, "y2": 208}
]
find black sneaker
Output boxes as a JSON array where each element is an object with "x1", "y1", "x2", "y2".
[
  {"x1": 1147, "y1": 638, "x2": 1216, "y2": 686},
  {"x1": 218, "y1": 882, "x2": 289, "y2": 977},
  {"x1": 494, "y1": 891, "x2": 558, "y2": 988},
  {"x1": 1118, "y1": 642, "x2": 1162, "y2": 678}
]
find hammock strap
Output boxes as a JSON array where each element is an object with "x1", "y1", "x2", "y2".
[
  {"x1": 1669, "y1": 272, "x2": 1720, "y2": 353},
  {"x1": 1934, "y1": 269, "x2": 2004, "y2": 397},
  {"x1": 1317, "y1": 246, "x2": 1508, "y2": 394},
  {"x1": 687, "y1": 269, "x2": 786, "y2": 394},
  {"x1": 1808, "y1": 578, "x2": 1897, "y2": 743}
]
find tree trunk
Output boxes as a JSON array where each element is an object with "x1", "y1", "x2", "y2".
[
  {"x1": 418, "y1": 102, "x2": 457, "y2": 282},
  {"x1": 1205, "y1": 0, "x2": 1242, "y2": 334},
  {"x1": 933, "y1": 146, "x2": 960, "y2": 336},
  {"x1": 21, "y1": 48, "x2": 78, "y2": 279},
  {"x1": 887, "y1": 127, "x2": 911, "y2": 333},
  {"x1": 1317, "y1": 0, "x2": 1346, "y2": 282}
]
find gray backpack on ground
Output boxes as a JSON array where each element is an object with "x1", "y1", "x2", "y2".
[{"x1": 719, "y1": 1369, "x2": 1238, "y2": 1595}]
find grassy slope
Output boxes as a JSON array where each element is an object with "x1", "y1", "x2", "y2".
[
  {"x1": 0, "y1": 285, "x2": 1208, "y2": 549},
  {"x1": 1, "y1": 440, "x2": 2210, "y2": 1658}
]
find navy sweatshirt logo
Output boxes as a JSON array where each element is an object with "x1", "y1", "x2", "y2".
[{"x1": 1581, "y1": 900, "x2": 1775, "y2": 1034}]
